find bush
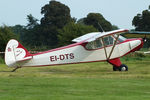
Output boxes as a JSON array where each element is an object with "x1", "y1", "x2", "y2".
[
  {"x1": 0, "y1": 56, "x2": 4, "y2": 64},
  {"x1": 121, "y1": 52, "x2": 149, "y2": 61}
]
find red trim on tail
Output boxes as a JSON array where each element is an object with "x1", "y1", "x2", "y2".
[{"x1": 17, "y1": 42, "x2": 33, "y2": 57}]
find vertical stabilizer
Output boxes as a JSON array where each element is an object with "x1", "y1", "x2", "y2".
[{"x1": 5, "y1": 39, "x2": 32, "y2": 67}]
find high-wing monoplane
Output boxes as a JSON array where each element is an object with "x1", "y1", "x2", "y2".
[{"x1": 5, "y1": 29, "x2": 143, "y2": 72}]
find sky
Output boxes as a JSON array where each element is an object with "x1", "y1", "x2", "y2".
[{"x1": 0, "y1": 0, "x2": 149, "y2": 29}]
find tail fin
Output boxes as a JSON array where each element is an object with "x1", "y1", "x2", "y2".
[{"x1": 5, "y1": 39, "x2": 32, "y2": 67}]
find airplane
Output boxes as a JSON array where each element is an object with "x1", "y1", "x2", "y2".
[{"x1": 5, "y1": 29, "x2": 143, "y2": 72}]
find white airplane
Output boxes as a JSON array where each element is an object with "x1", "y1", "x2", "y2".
[{"x1": 5, "y1": 29, "x2": 143, "y2": 72}]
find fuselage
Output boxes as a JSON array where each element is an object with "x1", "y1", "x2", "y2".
[{"x1": 21, "y1": 38, "x2": 143, "y2": 67}]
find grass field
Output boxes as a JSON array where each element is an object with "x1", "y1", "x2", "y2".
[{"x1": 0, "y1": 55, "x2": 150, "y2": 100}]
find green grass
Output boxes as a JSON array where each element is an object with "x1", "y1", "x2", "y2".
[{"x1": 0, "y1": 57, "x2": 150, "y2": 100}]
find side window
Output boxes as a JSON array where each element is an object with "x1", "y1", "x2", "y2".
[
  {"x1": 103, "y1": 36, "x2": 114, "y2": 46},
  {"x1": 85, "y1": 36, "x2": 117, "y2": 50},
  {"x1": 85, "y1": 38, "x2": 102, "y2": 50},
  {"x1": 95, "y1": 39, "x2": 102, "y2": 48}
]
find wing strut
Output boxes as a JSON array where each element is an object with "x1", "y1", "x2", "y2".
[
  {"x1": 102, "y1": 38, "x2": 108, "y2": 59},
  {"x1": 108, "y1": 34, "x2": 119, "y2": 59},
  {"x1": 102, "y1": 34, "x2": 120, "y2": 60}
]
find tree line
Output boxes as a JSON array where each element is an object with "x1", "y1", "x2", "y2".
[{"x1": 0, "y1": 0, "x2": 150, "y2": 53}]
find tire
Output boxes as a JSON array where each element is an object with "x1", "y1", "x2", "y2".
[
  {"x1": 113, "y1": 66, "x2": 119, "y2": 71},
  {"x1": 119, "y1": 64, "x2": 128, "y2": 71}
]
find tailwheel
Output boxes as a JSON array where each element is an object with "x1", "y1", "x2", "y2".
[
  {"x1": 119, "y1": 64, "x2": 128, "y2": 71},
  {"x1": 11, "y1": 66, "x2": 21, "y2": 72}
]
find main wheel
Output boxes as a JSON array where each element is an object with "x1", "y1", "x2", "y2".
[
  {"x1": 113, "y1": 66, "x2": 119, "y2": 71},
  {"x1": 119, "y1": 64, "x2": 128, "y2": 71}
]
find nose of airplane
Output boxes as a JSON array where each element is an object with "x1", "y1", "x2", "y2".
[{"x1": 129, "y1": 38, "x2": 143, "y2": 51}]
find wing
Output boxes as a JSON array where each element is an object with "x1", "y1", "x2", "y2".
[{"x1": 72, "y1": 29, "x2": 128, "y2": 43}]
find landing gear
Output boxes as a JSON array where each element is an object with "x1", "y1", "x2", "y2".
[
  {"x1": 119, "y1": 64, "x2": 128, "y2": 71},
  {"x1": 108, "y1": 58, "x2": 128, "y2": 71},
  {"x1": 113, "y1": 64, "x2": 128, "y2": 71},
  {"x1": 113, "y1": 66, "x2": 118, "y2": 71}
]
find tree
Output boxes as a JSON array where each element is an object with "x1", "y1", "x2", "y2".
[
  {"x1": 112, "y1": 25, "x2": 119, "y2": 30},
  {"x1": 77, "y1": 18, "x2": 85, "y2": 25},
  {"x1": 10, "y1": 25, "x2": 24, "y2": 35},
  {"x1": 58, "y1": 22, "x2": 98, "y2": 46},
  {"x1": 0, "y1": 25, "x2": 17, "y2": 52},
  {"x1": 26, "y1": 14, "x2": 39, "y2": 29},
  {"x1": 18, "y1": 14, "x2": 43, "y2": 48},
  {"x1": 22, "y1": 25, "x2": 44, "y2": 47},
  {"x1": 40, "y1": 0, "x2": 73, "y2": 47},
  {"x1": 10, "y1": 25, "x2": 25, "y2": 41},
  {"x1": 132, "y1": 6, "x2": 150, "y2": 31},
  {"x1": 83, "y1": 13, "x2": 112, "y2": 32}
]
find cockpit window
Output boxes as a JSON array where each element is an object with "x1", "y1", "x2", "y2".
[
  {"x1": 85, "y1": 38, "x2": 102, "y2": 49},
  {"x1": 85, "y1": 35, "x2": 126, "y2": 50},
  {"x1": 85, "y1": 36, "x2": 114, "y2": 50},
  {"x1": 103, "y1": 36, "x2": 114, "y2": 46}
]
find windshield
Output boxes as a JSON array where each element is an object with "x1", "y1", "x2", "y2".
[
  {"x1": 114, "y1": 35, "x2": 127, "y2": 42},
  {"x1": 118, "y1": 35, "x2": 127, "y2": 42}
]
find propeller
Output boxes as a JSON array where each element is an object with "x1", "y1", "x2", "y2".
[{"x1": 143, "y1": 35, "x2": 147, "y2": 42}]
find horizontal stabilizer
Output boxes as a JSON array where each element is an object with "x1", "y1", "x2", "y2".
[{"x1": 16, "y1": 56, "x2": 33, "y2": 62}]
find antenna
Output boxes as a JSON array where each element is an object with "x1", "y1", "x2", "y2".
[{"x1": 98, "y1": 22, "x2": 105, "y2": 32}]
